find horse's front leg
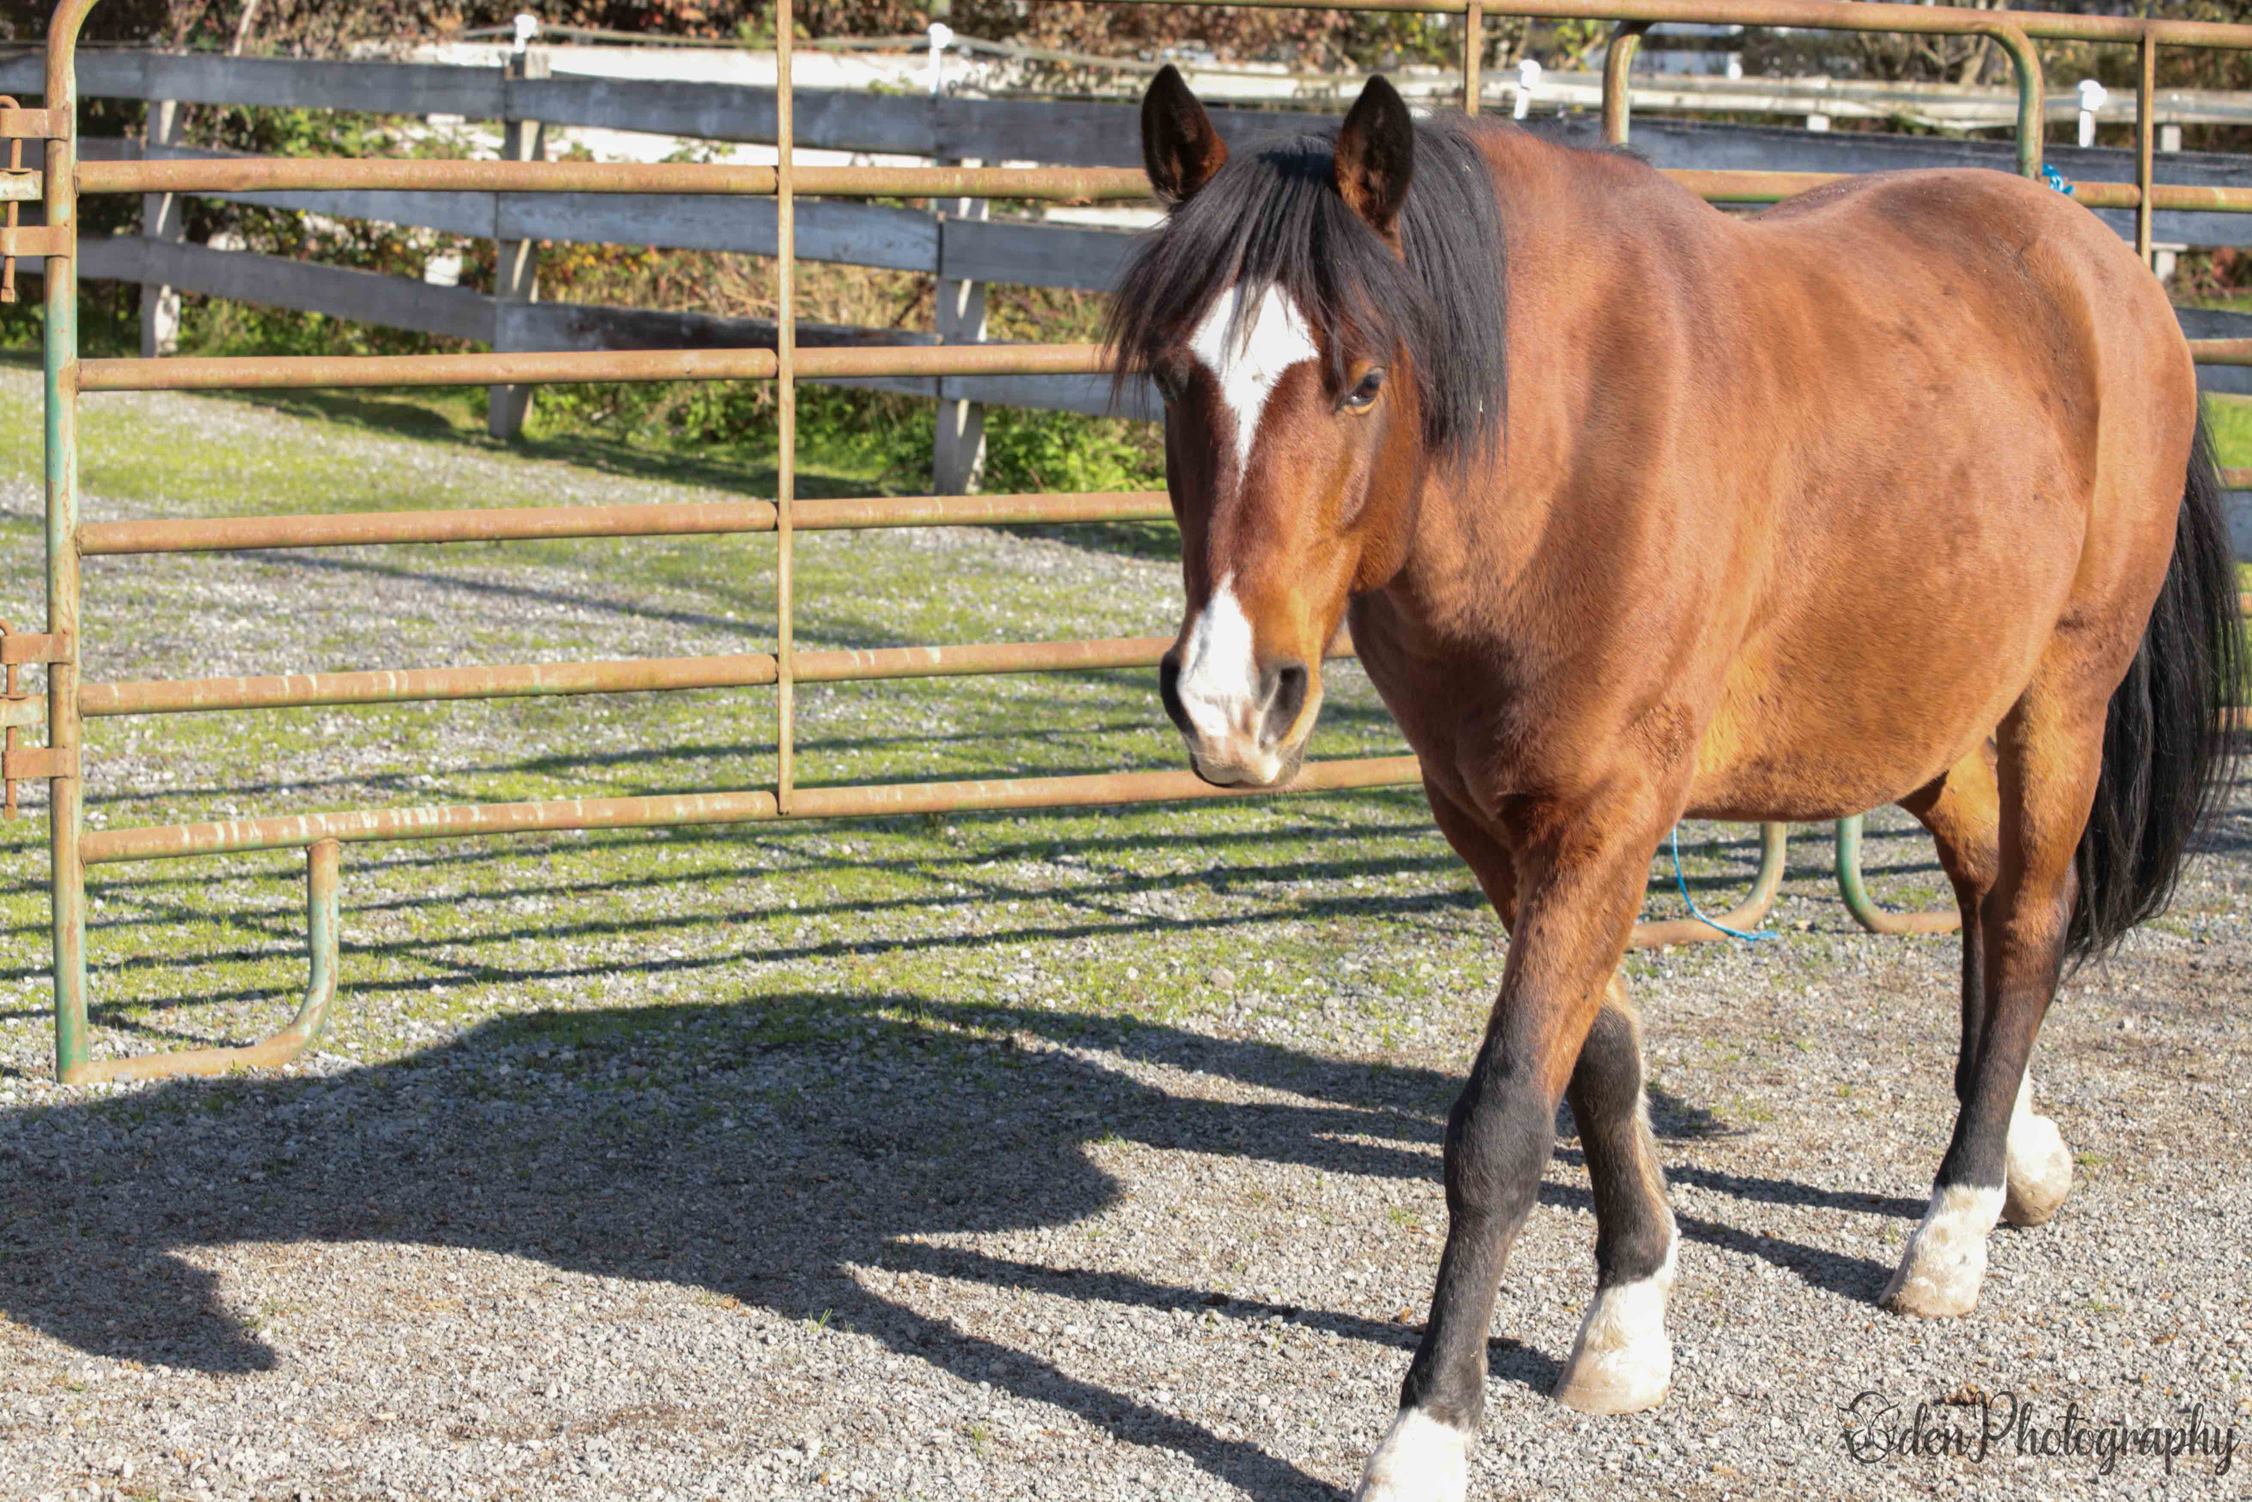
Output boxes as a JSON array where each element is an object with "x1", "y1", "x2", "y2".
[{"x1": 1357, "y1": 804, "x2": 1664, "y2": 1502}]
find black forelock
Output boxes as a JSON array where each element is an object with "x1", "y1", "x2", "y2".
[{"x1": 1106, "y1": 113, "x2": 1509, "y2": 464}]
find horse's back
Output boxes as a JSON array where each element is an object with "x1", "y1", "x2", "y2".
[
  {"x1": 1750, "y1": 168, "x2": 2189, "y2": 430},
  {"x1": 1405, "y1": 143, "x2": 2198, "y2": 819}
]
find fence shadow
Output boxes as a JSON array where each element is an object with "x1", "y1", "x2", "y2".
[{"x1": 0, "y1": 991, "x2": 1899, "y2": 1499}]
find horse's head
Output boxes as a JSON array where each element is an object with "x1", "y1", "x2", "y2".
[{"x1": 1110, "y1": 69, "x2": 1503, "y2": 788}]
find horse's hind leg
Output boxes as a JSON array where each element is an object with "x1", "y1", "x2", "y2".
[
  {"x1": 1900, "y1": 750, "x2": 2073, "y2": 1230},
  {"x1": 1552, "y1": 974, "x2": 1676, "y2": 1415},
  {"x1": 1884, "y1": 685, "x2": 2104, "y2": 1319}
]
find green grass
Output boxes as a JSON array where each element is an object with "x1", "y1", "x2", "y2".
[{"x1": 2206, "y1": 391, "x2": 2252, "y2": 471}]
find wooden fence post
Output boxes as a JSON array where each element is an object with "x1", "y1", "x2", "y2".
[
  {"x1": 932, "y1": 187, "x2": 989, "y2": 495},
  {"x1": 929, "y1": 19, "x2": 986, "y2": 495},
  {"x1": 139, "y1": 96, "x2": 181, "y2": 358},
  {"x1": 488, "y1": 35, "x2": 548, "y2": 440},
  {"x1": 2157, "y1": 118, "x2": 2184, "y2": 281}
]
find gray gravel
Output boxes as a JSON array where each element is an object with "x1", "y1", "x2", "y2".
[{"x1": 1, "y1": 373, "x2": 2248, "y2": 1501}]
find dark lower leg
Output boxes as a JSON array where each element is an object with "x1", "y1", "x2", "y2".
[
  {"x1": 1887, "y1": 703, "x2": 2092, "y2": 1317},
  {"x1": 1883, "y1": 928, "x2": 2057, "y2": 1318},
  {"x1": 1954, "y1": 915, "x2": 1987, "y2": 1104},
  {"x1": 1399, "y1": 1053, "x2": 1562, "y2": 1428},
  {"x1": 1568, "y1": 981, "x2": 1674, "y2": 1292},
  {"x1": 1553, "y1": 975, "x2": 1676, "y2": 1413},
  {"x1": 1390, "y1": 821, "x2": 1658, "y2": 1431},
  {"x1": 1899, "y1": 752, "x2": 2001, "y2": 1106}
]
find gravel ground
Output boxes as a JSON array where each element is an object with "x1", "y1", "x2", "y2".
[{"x1": 1, "y1": 372, "x2": 2248, "y2": 1501}]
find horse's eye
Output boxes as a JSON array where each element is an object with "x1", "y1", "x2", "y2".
[
  {"x1": 1343, "y1": 368, "x2": 1385, "y2": 412},
  {"x1": 1153, "y1": 367, "x2": 1187, "y2": 406}
]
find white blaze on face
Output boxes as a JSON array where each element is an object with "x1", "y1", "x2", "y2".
[
  {"x1": 1187, "y1": 282, "x2": 1318, "y2": 477},
  {"x1": 1171, "y1": 283, "x2": 1318, "y2": 776},
  {"x1": 1175, "y1": 574, "x2": 1259, "y2": 747}
]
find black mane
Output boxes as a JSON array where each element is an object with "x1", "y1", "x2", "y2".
[{"x1": 1106, "y1": 113, "x2": 1510, "y2": 462}]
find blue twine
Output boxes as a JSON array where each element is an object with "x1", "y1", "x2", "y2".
[
  {"x1": 1669, "y1": 824, "x2": 1777, "y2": 943},
  {"x1": 2041, "y1": 162, "x2": 2075, "y2": 196}
]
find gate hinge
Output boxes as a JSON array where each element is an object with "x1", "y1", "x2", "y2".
[
  {"x1": 0, "y1": 630, "x2": 71, "y2": 665},
  {"x1": 2, "y1": 745, "x2": 72, "y2": 781},
  {"x1": 0, "y1": 105, "x2": 45, "y2": 304},
  {"x1": 0, "y1": 741, "x2": 71, "y2": 819},
  {"x1": 0, "y1": 617, "x2": 62, "y2": 818},
  {"x1": 0, "y1": 223, "x2": 66, "y2": 260},
  {"x1": 0, "y1": 107, "x2": 60, "y2": 141}
]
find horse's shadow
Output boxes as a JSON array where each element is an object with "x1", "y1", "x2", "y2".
[{"x1": 0, "y1": 993, "x2": 1895, "y2": 1500}]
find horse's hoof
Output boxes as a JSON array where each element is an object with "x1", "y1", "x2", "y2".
[
  {"x1": 2002, "y1": 1110, "x2": 2072, "y2": 1228},
  {"x1": 1882, "y1": 1185, "x2": 1999, "y2": 1319},
  {"x1": 1883, "y1": 1263, "x2": 1981, "y2": 1320},
  {"x1": 1354, "y1": 1408, "x2": 1468, "y2": 1502},
  {"x1": 1552, "y1": 1256, "x2": 1674, "y2": 1415},
  {"x1": 1554, "y1": 1349, "x2": 1670, "y2": 1415}
]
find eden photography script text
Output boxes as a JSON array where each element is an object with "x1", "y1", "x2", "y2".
[{"x1": 1844, "y1": 1389, "x2": 2240, "y2": 1478}]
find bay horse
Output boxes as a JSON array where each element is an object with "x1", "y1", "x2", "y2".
[{"x1": 1108, "y1": 68, "x2": 2240, "y2": 1501}]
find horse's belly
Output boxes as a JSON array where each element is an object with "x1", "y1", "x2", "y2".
[
  {"x1": 1681, "y1": 600, "x2": 2057, "y2": 822},
  {"x1": 1683, "y1": 752, "x2": 1941, "y2": 824}
]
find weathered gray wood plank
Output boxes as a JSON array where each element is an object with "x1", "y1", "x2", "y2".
[
  {"x1": 497, "y1": 299, "x2": 941, "y2": 399},
  {"x1": 937, "y1": 95, "x2": 1327, "y2": 166},
  {"x1": 2182, "y1": 305, "x2": 2252, "y2": 398},
  {"x1": 138, "y1": 140, "x2": 501, "y2": 238},
  {"x1": 497, "y1": 193, "x2": 936, "y2": 269},
  {"x1": 0, "y1": 52, "x2": 153, "y2": 98},
  {"x1": 140, "y1": 53, "x2": 509, "y2": 117},
  {"x1": 27, "y1": 48, "x2": 2252, "y2": 250},
  {"x1": 941, "y1": 372, "x2": 1157, "y2": 420},
  {"x1": 515, "y1": 74, "x2": 936, "y2": 155},
  {"x1": 81, "y1": 138, "x2": 940, "y2": 269},
  {"x1": 1534, "y1": 115, "x2": 2252, "y2": 248},
  {"x1": 940, "y1": 215, "x2": 1138, "y2": 291},
  {"x1": 37, "y1": 234, "x2": 496, "y2": 341}
]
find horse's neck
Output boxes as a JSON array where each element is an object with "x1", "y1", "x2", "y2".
[{"x1": 1382, "y1": 135, "x2": 1715, "y2": 658}]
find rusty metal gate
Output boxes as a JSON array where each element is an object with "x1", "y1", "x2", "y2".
[{"x1": 8, "y1": 0, "x2": 2252, "y2": 1084}]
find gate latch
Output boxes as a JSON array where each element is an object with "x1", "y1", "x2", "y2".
[{"x1": 0, "y1": 618, "x2": 62, "y2": 819}]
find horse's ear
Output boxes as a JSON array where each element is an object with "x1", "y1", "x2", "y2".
[
  {"x1": 1141, "y1": 64, "x2": 1228, "y2": 204},
  {"x1": 1335, "y1": 75, "x2": 1415, "y2": 240}
]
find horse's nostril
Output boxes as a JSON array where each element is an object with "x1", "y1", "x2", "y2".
[
  {"x1": 1261, "y1": 662, "x2": 1310, "y2": 747},
  {"x1": 1158, "y1": 651, "x2": 1190, "y2": 735}
]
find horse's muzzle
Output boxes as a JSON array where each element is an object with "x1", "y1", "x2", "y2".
[{"x1": 1159, "y1": 648, "x2": 1315, "y2": 789}]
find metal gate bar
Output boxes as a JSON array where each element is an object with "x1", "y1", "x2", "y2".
[
  {"x1": 20, "y1": 0, "x2": 2252, "y2": 1081},
  {"x1": 76, "y1": 491, "x2": 1174, "y2": 553},
  {"x1": 78, "y1": 757, "x2": 1431, "y2": 865}
]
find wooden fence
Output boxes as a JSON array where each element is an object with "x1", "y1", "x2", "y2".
[{"x1": 10, "y1": 47, "x2": 2252, "y2": 489}]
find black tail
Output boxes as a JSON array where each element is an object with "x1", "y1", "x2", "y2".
[{"x1": 2069, "y1": 404, "x2": 2244, "y2": 963}]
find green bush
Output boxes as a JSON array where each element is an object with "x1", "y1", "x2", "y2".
[{"x1": 984, "y1": 407, "x2": 1159, "y2": 494}]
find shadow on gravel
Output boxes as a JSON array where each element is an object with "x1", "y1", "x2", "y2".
[{"x1": 0, "y1": 993, "x2": 1897, "y2": 1498}]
